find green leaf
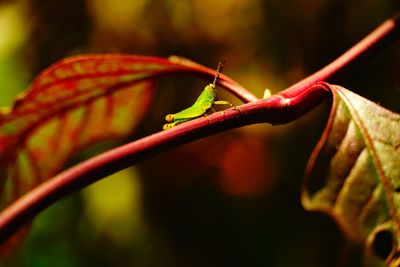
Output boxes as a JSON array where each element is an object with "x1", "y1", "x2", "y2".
[{"x1": 302, "y1": 85, "x2": 400, "y2": 265}]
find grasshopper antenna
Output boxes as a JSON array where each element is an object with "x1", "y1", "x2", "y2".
[{"x1": 212, "y1": 60, "x2": 226, "y2": 86}]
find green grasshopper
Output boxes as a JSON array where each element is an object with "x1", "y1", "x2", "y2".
[{"x1": 163, "y1": 61, "x2": 235, "y2": 130}]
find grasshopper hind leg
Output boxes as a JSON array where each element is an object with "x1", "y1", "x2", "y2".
[{"x1": 162, "y1": 118, "x2": 190, "y2": 130}]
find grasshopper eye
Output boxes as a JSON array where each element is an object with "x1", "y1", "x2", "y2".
[{"x1": 165, "y1": 114, "x2": 174, "y2": 122}]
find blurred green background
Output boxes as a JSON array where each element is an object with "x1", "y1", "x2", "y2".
[{"x1": 0, "y1": 0, "x2": 399, "y2": 266}]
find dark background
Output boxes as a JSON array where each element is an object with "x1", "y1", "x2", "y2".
[{"x1": 0, "y1": 0, "x2": 399, "y2": 266}]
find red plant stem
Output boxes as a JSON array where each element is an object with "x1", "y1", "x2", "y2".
[
  {"x1": 279, "y1": 12, "x2": 400, "y2": 98},
  {"x1": 0, "y1": 13, "x2": 399, "y2": 244}
]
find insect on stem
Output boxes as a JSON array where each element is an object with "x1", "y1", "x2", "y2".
[{"x1": 163, "y1": 59, "x2": 233, "y2": 130}]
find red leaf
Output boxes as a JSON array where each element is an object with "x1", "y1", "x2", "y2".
[{"x1": 0, "y1": 54, "x2": 246, "y2": 251}]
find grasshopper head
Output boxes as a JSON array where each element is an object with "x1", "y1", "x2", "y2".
[
  {"x1": 163, "y1": 123, "x2": 174, "y2": 130},
  {"x1": 165, "y1": 114, "x2": 174, "y2": 122}
]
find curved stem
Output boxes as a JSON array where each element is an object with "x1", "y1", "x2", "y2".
[
  {"x1": 0, "y1": 82, "x2": 331, "y2": 243},
  {"x1": 280, "y1": 12, "x2": 400, "y2": 98},
  {"x1": 0, "y1": 12, "x2": 400, "y2": 244},
  {"x1": 164, "y1": 56, "x2": 259, "y2": 102}
]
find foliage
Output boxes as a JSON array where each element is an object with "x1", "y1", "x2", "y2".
[
  {"x1": 0, "y1": 1, "x2": 399, "y2": 267},
  {"x1": 303, "y1": 86, "x2": 400, "y2": 266}
]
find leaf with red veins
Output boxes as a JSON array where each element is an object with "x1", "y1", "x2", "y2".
[
  {"x1": 302, "y1": 85, "x2": 400, "y2": 265},
  {"x1": 0, "y1": 55, "x2": 250, "y2": 248}
]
